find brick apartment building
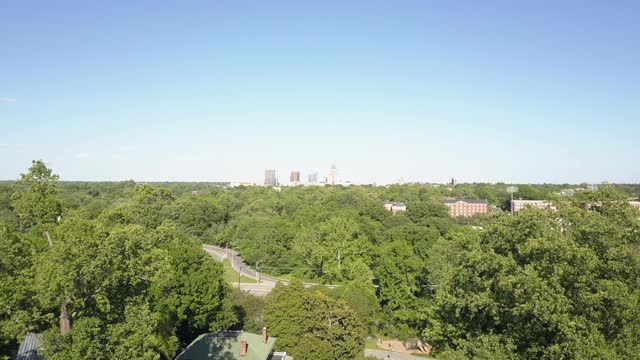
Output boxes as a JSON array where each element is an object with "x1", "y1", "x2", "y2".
[
  {"x1": 511, "y1": 200, "x2": 556, "y2": 212},
  {"x1": 444, "y1": 198, "x2": 488, "y2": 218}
]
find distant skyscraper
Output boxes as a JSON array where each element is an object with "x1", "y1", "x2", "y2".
[
  {"x1": 264, "y1": 169, "x2": 277, "y2": 186},
  {"x1": 290, "y1": 171, "x2": 300, "y2": 184},
  {"x1": 328, "y1": 164, "x2": 337, "y2": 185},
  {"x1": 308, "y1": 172, "x2": 318, "y2": 183}
]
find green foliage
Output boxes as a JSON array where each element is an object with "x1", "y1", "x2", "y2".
[
  {"x1": 11, "y1": 160, "x2": 61, "y2": 245},
  {"x1": 223, "y1": 213, "x2": 295, "y2": 275},
  {"x1": 162, "y1": 195, "x2": 224, "y2": 239},
  {"x1": 264, "y1": 280, "x2": 366, "y2": 359},
  {"x1": 11, "y1": 160, "x2": 61, "y2": 227},
  {"x1": 293, "y1": 216, "x2": 374, "y2": 282},
  {"x1": 41, "y1": 302, "x2": 178, "y2": 360},
  {"x1": 104, "y1": 302, "x2": 173, "y2": 360},
  {"x1": 41, "y1": 317, "x2": 108, "y2": 360},
  {"x1": 151, "y1": 222, "x2": 235, "y2": 346},
  {"x1": 423, "y1": 186, "x2": 640, "y2": 358},
  {"x1": 1, "y1": 162, "x2": 240, "y2": 359},
  {"x1": 4, "y1": 161, "x2": 640, "y2": 359},
  {"x1": 0, "y1": 222, "x2": 37, "y2": 356},
  {"x1": 327, "y1": 281, "x2": 381, "y2": 335},
  {"x1": 229, "y1": 288, "x2": 266, "y2": 333}
]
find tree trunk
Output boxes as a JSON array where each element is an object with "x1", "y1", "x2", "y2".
[
  {"x1": 43, "y1": 224, "x2": 53, "y2": 247},
  {"x1": 44, "y1": 229, "x2": 53, "y2": 247},
  {"x1": 60, "y1": 298, "x2": 71, "y2": 335}
]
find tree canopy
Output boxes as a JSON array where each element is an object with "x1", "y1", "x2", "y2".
[{"x1": 1, "y1": 161, "x2": 639, "y2": 359}]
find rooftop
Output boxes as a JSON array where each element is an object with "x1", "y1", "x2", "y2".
[
  {"x1": 384, "y1": 201, "x2": 406, "y2": 206},
  {"x1": 444, "y1": 198, "x2": 488, "y2": 204},
  {"x1": 175, "y1": 330, "x2": 277, "y2": 360},
  {"x1": 14, "y1": 333, "x2": 44, "y2": 360}
]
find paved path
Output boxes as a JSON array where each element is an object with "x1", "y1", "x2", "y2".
[
  {"x1": 202, "y1": 244, "x2": 339, "y2": 296},
  {"x1": 365, "y1": 349, "x2": 434, "y2": 360}
]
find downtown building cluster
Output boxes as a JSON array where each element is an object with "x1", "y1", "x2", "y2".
[{"x1": 263, "y1": 164, "x2": 343, "y2": 187}]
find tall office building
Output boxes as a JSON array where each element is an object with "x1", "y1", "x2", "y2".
[
  {"x1": 308, "y1": 172, "x2": 318, "y2": 183},
  {"x1": 264, "y1": 169, "x2": 277, "y2": 186},
  {"x1": 290, "y1": 171, "x2": 300, "y2": 183},
  {"x1": 328, "y1": 164, "x2": 337, "y2": 185}
]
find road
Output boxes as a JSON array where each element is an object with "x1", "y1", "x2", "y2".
[
  {"x1": 364, "y1": 349, "x2": 434, "y2": 360},
  {"x1": 202, "y1": 244, "x2": 266, "y2": 281},
  {"x1": 202, "y1": 245, "x2": 278, "y2": 296},
  {"x1": 202, "y1": 244, "x2": 339, "y2": 296}
]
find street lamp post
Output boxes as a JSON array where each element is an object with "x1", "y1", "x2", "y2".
[{"x1": 255, "y1": 261, "x2": 262, "y2": 283}]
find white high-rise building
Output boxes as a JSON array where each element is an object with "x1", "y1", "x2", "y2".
[
  {"x1": 264, "y1": 169, "x2": 277, "y2": 186},
  {"x1": 308, "y1": 172, "x2": 318, "y2": 183},
  {"x1": 328, "y1": 164, "x2": 337, "y2": 185}
]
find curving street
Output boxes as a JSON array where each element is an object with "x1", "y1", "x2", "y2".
[{"x1": 202, "y1": 244, "x2": 339, "y2": 296}]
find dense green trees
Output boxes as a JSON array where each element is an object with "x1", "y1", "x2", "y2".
[
  {"x1": 0, "y1": 222, "x2": 36, "y2": 357},
  {"x1": 1, "y1": 161, "x2": 639, "y2": 359},
  {"x1": 423, "y1": 187, "x2": 640, "y2": 359},
  {"x1": 0, "y1": 163, "x2": 236, "y2": 359}
]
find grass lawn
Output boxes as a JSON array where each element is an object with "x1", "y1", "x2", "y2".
[
  {"x1": 365, "y1": 337, "x2": 380, "y2": 350},
  {"x1": 221, "y1": 259, "x2": 257, "y2": 284}
]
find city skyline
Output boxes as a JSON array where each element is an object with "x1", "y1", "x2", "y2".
[
  {"x1": 1, "y1": 1, "x2": 639, "y2": 184},
  {"x1": 0, "y1": 160, "x2": 637, "y2": 186}
]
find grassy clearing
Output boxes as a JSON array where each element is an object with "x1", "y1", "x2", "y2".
[
  {"x1": 221, "y1": 259, "x2": 257, "y2": 284},
  {"x1": 365, "y1": 337, "x2": 380, "y2": 350}
]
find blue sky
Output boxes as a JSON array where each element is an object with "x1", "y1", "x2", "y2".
[{"x1": 1, "y1": 0, "x2": 638, "y2": 184}]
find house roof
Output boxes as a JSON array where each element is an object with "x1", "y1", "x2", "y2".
[
  {"x1": 267, "y1": 352, "x2": 289, "y2": 360},
  {"x1": 14, "y1": 333, "x2": 44, "y2": 360},
  {"x1": 175, "y1": 331, "x2": 277, "y2": 360},
  {"x1": 384, "y1": 201, "x2": 406, "y2": 206},
  {"x1": 444, "y1": 198, "x2": 488, "y2": 204}
]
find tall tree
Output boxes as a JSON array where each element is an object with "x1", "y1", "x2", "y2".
[
  {"x1": 264, "y1": 280, "x2": 365, "y2": 359},
  {"x1": 11, "y1": 160, "x2": 61, "y2": 246}
]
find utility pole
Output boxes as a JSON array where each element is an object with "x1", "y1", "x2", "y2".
[
  {"x1": 255, "y1": 261, "x2": 262, "y2": 283},
  {"x1": 238, "y1": 266, "x2": 241, "y2": 288},
  {"x1": 511, "y1": 191, "x2": 514, "y2": 215},
  {"x1": 507, "y1": 186, "x2": 518, "y2": 215},
  {"x1": 337, "y1": 248, "x2": 341, "y2": 271}
]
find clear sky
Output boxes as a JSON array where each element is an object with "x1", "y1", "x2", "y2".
[{"x1": 1, "y1": 0, "x2": 638, "y2": 184}]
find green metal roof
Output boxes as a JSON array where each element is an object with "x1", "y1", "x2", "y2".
[{"x1": 175, "y1": 331, "x2": 277, "y2": 360}]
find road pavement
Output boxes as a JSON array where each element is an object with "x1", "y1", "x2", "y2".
[
  {"x1": 202, "y1": 244, "x2": 339, "y2": 296},
  {"x1": 202, "y1": 245, "x2": 266, "y2": 281}
]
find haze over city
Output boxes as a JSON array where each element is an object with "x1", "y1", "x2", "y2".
[{"x1": 1, "y1": 1, "x2": 639, "y2": 184}]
